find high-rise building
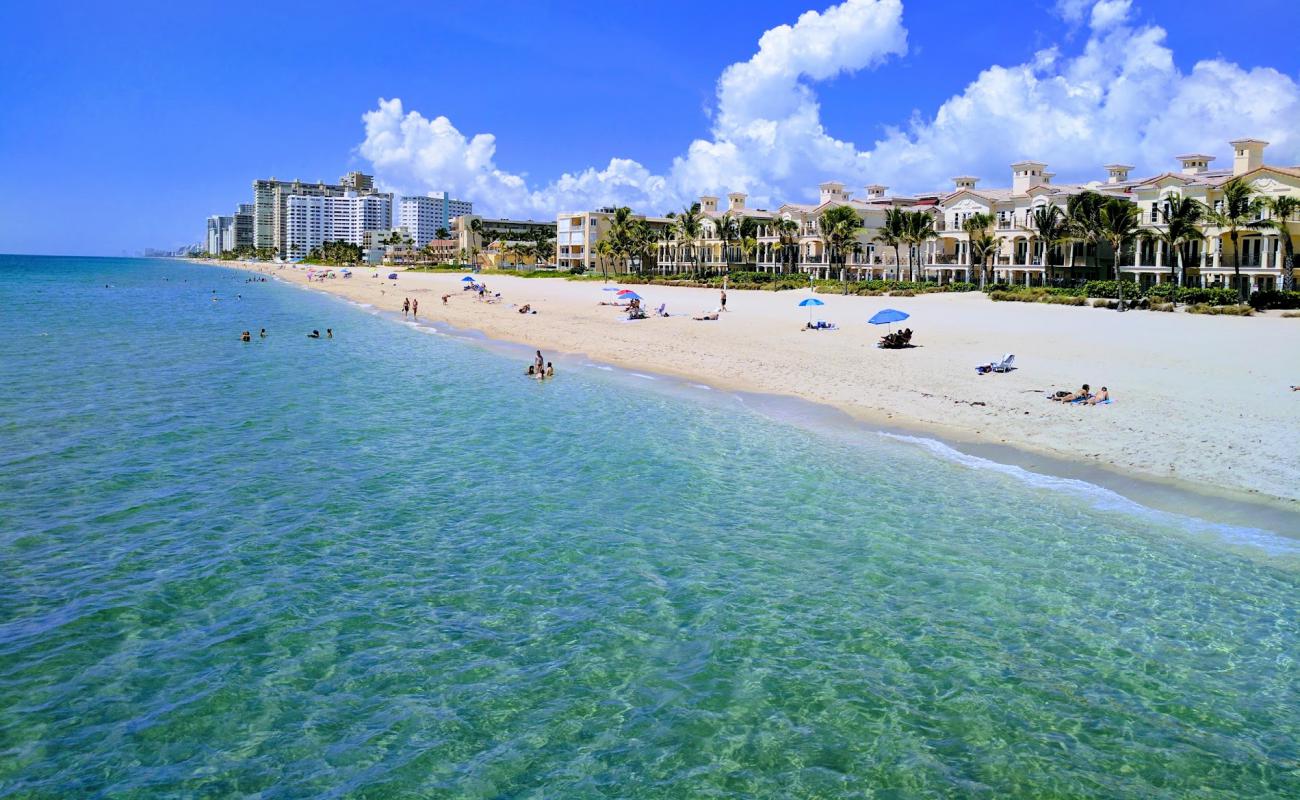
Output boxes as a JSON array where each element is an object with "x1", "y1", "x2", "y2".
[
  {"x1": 398, "y1": 192, "x2": 473, "y2": 246},
  {"x1": 339, "y1": 171, "x2": 374, "y2": 192},
  {"x1": 233, "y1": 203, "x2": 254, "y2": 250},
  {"x1": 252, "y1": 173, "x2": 378, "y2": 255},
  {"x1": 284, "y1": 191, "x2": 394, "y2": 260},
  {"x1": 206, "y1": 215, "x2": 234, "y2": 255}
]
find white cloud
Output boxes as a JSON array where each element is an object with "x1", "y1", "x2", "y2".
[
  {"x1": 357, "y1": 0, "x2": 1300, "y2": 219},
  {"x1": 856, "y1": 2, "x2": 1300, "y2": 192}
]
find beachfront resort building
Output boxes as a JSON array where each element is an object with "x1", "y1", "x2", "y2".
[
  {"x1": 398, "y1": 192, "x2": 473, "y2": 247},
  {"x1": 283, "y1": 191, "x2": 394, "y2": 260},
  {"x1": 650, "y1": 185, "x2": 941, "y2": 280},
  {"x1": 638, "y1": 138, "x2": 1299, "y2": 292},
  {"x1": 451, "y1": 215, "x2": 556, "y2": 269},
  {"x1": 252, "y1": 172, "x2": 386, "y2": 256},
  {"x1": 556, "y1": 208, "x2": 674, "y2": 273}
]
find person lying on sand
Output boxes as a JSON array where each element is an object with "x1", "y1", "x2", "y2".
[
  {"x1": 518, "y1": 304, "x2": 531, "y2": 314},
  {"x1": 442, "y1": 294, "x2": 451, "y2": 304},
  {"x1": 694, "y1": 313, "x2": 720, "y2": 321},
  {"x1": 1087, "y1": 386, "x2": 1110, "y2": 405},
  {"x1": 1050, "y1": 384, "x2": 1090, "y2": 402}
]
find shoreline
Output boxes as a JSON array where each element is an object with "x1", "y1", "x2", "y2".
[{"x1": 200, "y1": 259, "x2": 1300, "y2": 531}]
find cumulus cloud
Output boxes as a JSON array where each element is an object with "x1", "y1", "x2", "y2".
[
  {"x1": 358, "y1": 0, "x2": 1300, "y2": 218},
  {"x1": 857, "y1": 1, "x2": 1300, "y2": 191}
]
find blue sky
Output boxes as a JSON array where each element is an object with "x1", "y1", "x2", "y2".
[{"x1": 1, "y1": 0, "x2": 1297, "y2": 255}]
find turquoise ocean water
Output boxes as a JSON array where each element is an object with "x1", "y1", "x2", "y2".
[{"x1": 1, "y1": 255, "x2": 1297, "y2": 798}]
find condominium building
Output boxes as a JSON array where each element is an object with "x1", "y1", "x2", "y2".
[
  {"x1": 642, "y1": 137, "x2": 1299, "y2": 293},
  {"x1": 452, "y1": 215, "x2": 556, "y2": 268},
  {"x1": 398, "y1": 192, "x2": 473, "y2": 246},
  {"x1": 206, "y1": 215, "x2": 234, "y2": 255},
  {"x1": 283, "y1": 191, "x2": 394, "y2": 260},
  {"x1": 556, "y1": 208, "x2": 674, "y2": 272},
  {"x1": 252, "y1": 172, "x2": 381, "y2": 256},
  {"x1": 233, "y1": 203, "x2": 254, "y2": 250}
]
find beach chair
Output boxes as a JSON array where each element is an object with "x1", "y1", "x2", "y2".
[
  {"x1": 655, "y1": 303, "x2": 668, "y2": 317},
  {"x1": 991, "y1": 353, "x2": 1015, "y2": 372}
]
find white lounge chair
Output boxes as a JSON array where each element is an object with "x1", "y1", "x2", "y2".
[{"x1": 991, "y1": 353, "x2": 1015, "y2": 372}]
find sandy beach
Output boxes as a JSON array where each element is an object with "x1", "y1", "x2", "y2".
[{"x1": 214, "y1": 260, "x2": 1300, "y2": 510}]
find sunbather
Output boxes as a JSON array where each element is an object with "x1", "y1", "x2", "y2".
[
  {"x1": 1051, "y1": 383, "x2": 1090, "y2": 402},
  {"x1": 1087, "y1": 386, "x2": 1110, "y2": 405},
  {"x1": 694, "y1": 312, "x2": 719, "y2": 321}
]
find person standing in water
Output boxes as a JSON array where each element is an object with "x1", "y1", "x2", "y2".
[
  {"x1": 412, "y1": 298, "x2": 419, "y2": 318},
  {"x1": 402, "y1": 297, "x2": 410, "y2": 317},
  {"x1": 534, "y1": 350, "x2": 544, "y2": 373}
]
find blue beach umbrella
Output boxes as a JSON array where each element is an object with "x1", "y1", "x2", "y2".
[
  {"x1": 388, "y1": 273, "x2": 398, "y2": 280},
  {"x1": 868, "y1": 308, "x2": 909, "y2": 331},
  {"x1": 798, "y1": 297, "x2": 824, "y2": 323},
  {"x1": 602, "y1": 287, "x2": 621, "y2": 292},
  {"x1": 461, "y1": 276, "x2": 476, "y2": 282},
  {"x1": 619, "y1": 292, "x2": 642, "y2": 301}
]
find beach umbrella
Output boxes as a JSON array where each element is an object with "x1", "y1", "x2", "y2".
[
  {"x1": 388, "y1": 273, "x2": 398, "y2": 280},
  {"x1": 616, "y1": 289, "x2": 636, "y2": 295},
  {"x1": 798, "y1": 297, "x2": 824, "y2": 323},
  {"x1": 619, "y1": 291, "x2": 642, "y2": 301},
  {"x1": 868, "y1": 308, "x2": 909, "y2": 332},
  {"x1": 602, "y1": 287, "x2": 621, "y2": 292},
  {"x1": 461, "y1": 276, "x2": 476, "y2": 282}
]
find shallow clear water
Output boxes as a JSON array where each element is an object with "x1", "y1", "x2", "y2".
[{"x1": 1, "y1": 256, "x2": 1297, "y2": 798}]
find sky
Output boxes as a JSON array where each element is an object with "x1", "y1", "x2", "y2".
[{"x1": 1, "y1": 0, "x2": 1298, "y2": 255}]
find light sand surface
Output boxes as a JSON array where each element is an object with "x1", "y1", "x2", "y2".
[{"x1": 216, "y1": 261, "x2": 1300, "y2": 508}]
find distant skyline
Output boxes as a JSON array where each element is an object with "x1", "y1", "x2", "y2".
[{"x1": 1, "y1": 0, "x2": 1298, "y2": 256}]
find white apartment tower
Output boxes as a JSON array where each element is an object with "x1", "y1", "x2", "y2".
[
  {"x1": 284, "y1": 192, "x2": 393, "y2": 259},
  {"x1": 397, "y1": 192, "x2": 473, "y2": 246}
]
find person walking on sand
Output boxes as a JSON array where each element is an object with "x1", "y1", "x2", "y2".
[
  {"x1": 412, "y1": 298, "x2": 419, "y2": 318},
  {"x1": 720, "y1": 289, "x2": 728, "y2": 312},
  {"x1": 402, "y1": 297, "x2": 410, "y2": 317}
]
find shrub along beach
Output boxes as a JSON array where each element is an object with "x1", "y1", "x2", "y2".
[{"x1": 214, "y1": 259, "x2": 1300, "y2": 511}]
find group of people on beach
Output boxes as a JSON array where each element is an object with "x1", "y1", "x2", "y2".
[
  {"x1": 879, "y1": 328, "x2": 913, "y2": 349},
  {"x1": 403, "y1": 297, "x2": 419, "y2": 318},
  {"x1": 1049, "y1": 384, "x2": 1110, "y2": 405},
  {"x1": 526, "y1": 349, "x2": 554, "y2": 380}
]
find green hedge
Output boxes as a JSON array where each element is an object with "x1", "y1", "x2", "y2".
[{"x1": 1247, "y1": 290, "x2": 1300, "y2": 310}]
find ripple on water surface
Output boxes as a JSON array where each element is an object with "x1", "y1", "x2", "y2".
[{"x1": 0, "y1": 256, "x2": 1297, "y2": 798}]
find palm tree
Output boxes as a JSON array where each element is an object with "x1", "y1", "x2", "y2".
[
  {"x1": 1099, "y1": 197, "x2": 1140, "y2": 311},
  {"x1": 876, "y1": 208, "x2": 907, "y2": 280},
  {"x1": 1066, "y1": 191, "x2": 1105, "y2": 280},
  {"x1": 595, "y1": 237, "x2": 614, "y2": 280},
  {"x1": 674, "y1": 203, "x2": 703, "y2": 279},
  {"x1": 962, "y1": 212, "x2": 996, "y2": 288},
  {"x1": 712, "y1": 212, "x2": 736, "y2": 273},
  {"x1": 1205, "y1": 177, "x2": 1257, "y2": 300},
  {"x1": 775, "y1": 218, "x2": 800, "y2": 283},
  {"x1": 435, "y1": 227, "x2": 450, "y2": 240},
  {"x1": 468, "y1": 218, "x2": 484, "y2": 269},
  {"x1": 1146, "y1": 196, "x2": 1206, "y2": 290},
  {"x1": 1029, "y1": 205, "x2": 1065, "y2": 277},
  {"x1": 819, "y1": 205, "x2": 863, "y2": 294},
  {"x1": 532, "y1": 232, "x2": 554, "y2": 268},
  {"x1": 1249, "y1": 194, "x2": 1298, "y2": 291},
  {"x1": 904, "y1": 210, "x2": 938, "y2": 282}
]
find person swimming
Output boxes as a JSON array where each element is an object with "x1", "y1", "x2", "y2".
[
  {"x1": 240, "y1": 330, "x2": 251, "y2": 342},
  {"x1": 259, "y1": 328, "x2": 267, "y2": 338},
  {"x1": 326, "y1": 328, "x2": 333, "y2": 338},
  {"x1": 308, "y1": 330, "x2": 321, "y2": 338},
  {"x1": 544, "y1": 362, "x2": 554, "y2": 378}
]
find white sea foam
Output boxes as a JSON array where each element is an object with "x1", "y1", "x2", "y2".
[
  {"x1": 629, "y1": 373, "x2": 657, "y2": 381},
  {"x1": 879, "y1": 432, "x2": 1300, "y2": 556}
]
